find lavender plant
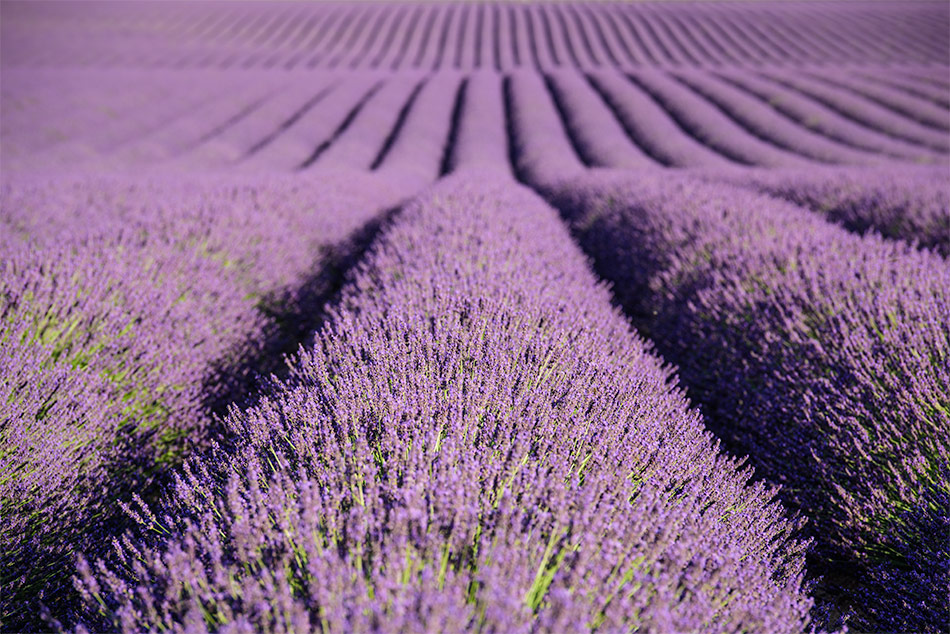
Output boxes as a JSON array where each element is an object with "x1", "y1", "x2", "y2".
[
  {"x1": 75, "y1": 174, "x2": 814, "y2": 633},
  {"x1": 1, "y1": 172, "x2": 405, "y2": 630},
  {"x1": 701, "y1": 166, "x2": 950, "y2": 256},
  {"x1": 537, "y1": 170, "x2": 950, "y2": 632}
]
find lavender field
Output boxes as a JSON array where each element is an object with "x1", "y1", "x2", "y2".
[{"x1": 1, "y1": 2, "x2": 948, "y2": 633}]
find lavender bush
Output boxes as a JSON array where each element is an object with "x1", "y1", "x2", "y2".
[
  {"x1": 1, "y1": 172, "x2": 405, "y2": 630},
  {"x1": 75, "y1": 174, "x2": 814, "y2": 633},
  {"x1": 701, "y1": 166, "x2": 950, "y2": 256},
  {"x1": 536, "y1": 171, "x2": 950, "y2": 633}
]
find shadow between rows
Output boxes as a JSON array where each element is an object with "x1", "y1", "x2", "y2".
[
  {"x1": 198, "y1": 203, "x2": 403, "y2": 433},
  {"x1": 28, "y1": 201, "x2": 405, "y2": 633},
  {"x1": 499, "y1": 69, "x2": 861, "y2": 631}
]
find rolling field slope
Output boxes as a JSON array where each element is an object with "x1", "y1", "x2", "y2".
[{"x1": 1, "y1": 2, "x2": 947, "y2": 633}]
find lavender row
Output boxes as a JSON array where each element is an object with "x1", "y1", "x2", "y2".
[
  {"x1": 444, "y1": 72, "x2": 512, "y2": 176},
  {"x1": 534, "y1": 171, "x2": 949, "y2": 633},
  {"x1": 1, "y1": 70, "x2": 217, "y2": 173},
  {"x1": 544, "y1": 70, "x2": 660, "y2": 169},
  {"x1": 631, "y1": 70, "x2": 832, "y2": 168},
  {"x1": 759, "y1": 71, "x2": 950, "y2": 154},
  {"x1": 106, "y1": 79, "x2": 283, "y2": 168},
  {"x1": 75, "y1": 173, "x2": 813, "y2": 633},
  {"x1": 532, "y1": 68, "x2": 939, "y2": 173},
  {"x1": 0, "y1": 70, "x2": 177, "y2": 160},
  {"x1": 584, "y1": 70, "x2": 736, "y2": 168},
  {"x1": 504, "y1": 71, "x2": 588, "y2": 184},
  {"x1": 186, "y1": 76, "x2": 341, "y2": 168},
  {"x1": 235, "y1": 70, "x2": 456, "y2": 183},
  {"x1": 671, "y1": 70, "x2": 894, "y2": 167},
  {"x1": 5, "y1": 2, "x2": 947, "y2": 70},
  {"x1": 0, "y1": 171, "x2": 407, "y2": 631},
  {"x1": 714, "y1": 70, "x2": 947, "y2": 164},
  {"x1": 854, "y1": 69, "x2": 950, "y2": 110},
  {"x1": 1, "y1": 69, "x2": 301, "y2": 174},
  {"x1": 4, "y1": 66, "x2": 946, "y2": 177},
  {"x1": 801, "y1": 69, "x2": 950, "y2": 133},
  {"x1": 2, "y1": 69, "x2": 465, "y2": 180},
  {"x1": 503, "y1": 69, "x2": 740, "y2": 179},
  {"x1": 310, "y1": 77, "x2": 423, "y2": 171},
  {"x1": 701, "y1": 167, "x2": 950, "y2": 256},
  {"x1": 572, "y1": 67, "x2": 946, "y2": 169},
  {"x1": 241, "y1": 74, "x2": 383, "y2": 172},
  {"x1": 372, "y1": 72, "x2": 462, "y2": 186},
  {"x1": 504, "y1": 66, "x2": 949, "y2": 259}
]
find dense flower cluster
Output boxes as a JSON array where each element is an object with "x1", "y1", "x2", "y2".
[
  {"x1": 701, "y1": 166, "x2": 950, "y2": 255},
  {"x1": 537, "y1": 171, "x2": 950, "y2": 633},
  {"x1": 1, "y1": 172, "x2": 405, "y2": 629},
  {"x1": 74, "y1": 174, "x2": 813, "y2": 633}
]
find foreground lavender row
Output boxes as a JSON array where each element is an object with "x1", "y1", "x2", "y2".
[
  {"x1": 74, "y1": 174, "x2": 813, "y2": 633},
  {"x1": 0, "y1": 172, "x2": 411, "y2": 629},
  {"x1": 532, "y1": 171, "x2": 950, "y2": 633}
]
